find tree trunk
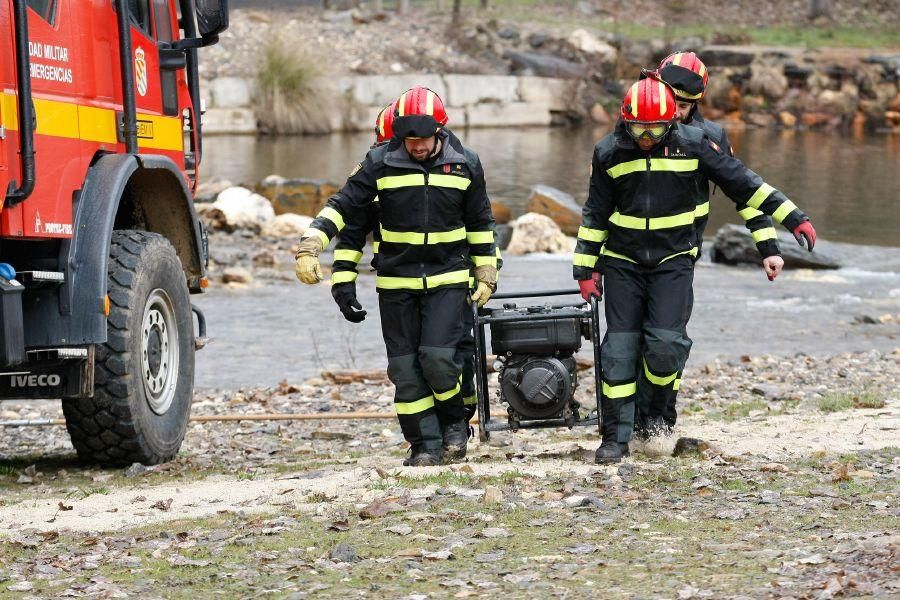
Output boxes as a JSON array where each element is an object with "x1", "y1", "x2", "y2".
[
  {"x1": 808, "y1": 0, "x2": 831, "y2": 19},
  {"x1": 453, "y1": 0, "x2": 462, "y2": 21},
  {"x1": 398, "y1": 0, "x2": 409, "y2": 14},
  {"x1": 480, "y1": 0, "x2": 488, "y2": 7}
]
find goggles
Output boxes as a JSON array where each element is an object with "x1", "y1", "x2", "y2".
[{"x1": 626, "y1": 121, "x2": 670, "y2": 141}]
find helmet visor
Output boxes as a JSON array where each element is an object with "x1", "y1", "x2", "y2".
[{"x1": 627, "y1": 122, "x2": 670, "y2": 141}]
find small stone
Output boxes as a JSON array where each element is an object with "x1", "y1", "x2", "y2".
[
  {"x1": 483, "y1": 486, "x2": 503, "y2": 505},
  {"x1": 222, "y1": 267, "x2": 253, "y2": 284},
  {"x1": 124, "y1": 462, "x2": 150, "y2": 478},
  {"x1": 759, "y1": 490, "x2": 781, "y2": 504},
  {"x1": 329, "y1": 542, "x2": 359, "y2": 563}
]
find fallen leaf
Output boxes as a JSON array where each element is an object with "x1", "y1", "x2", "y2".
[
  {"x1": 57, "y1": 502, "x2": 73, "y2": 511},
  {"x1": 328, "y1": 520, "x2": 350, "y2": 532},
  {"x1": 151, "y1": 498, "x2": 174, "y2": 512},
  {"x1": 359, "y1": 498, "x2": 404, "y2": 519}
]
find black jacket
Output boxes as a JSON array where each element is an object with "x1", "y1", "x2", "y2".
[
  {"x1": 306, "y1": 130, "x2": 496, "y2": 292},
  {"x1": 688, "y1": 113, "x2": 779, "y2": 259},
  {"x1": 573, "y1": 121, "x2": 808, "y2": 278}
]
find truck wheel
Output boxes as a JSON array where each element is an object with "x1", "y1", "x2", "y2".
[{"x1": 63, "y1": 230, "x2": 195, "y2": 465}]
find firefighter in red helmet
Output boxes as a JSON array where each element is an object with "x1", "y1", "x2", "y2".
[
  {"x1": 296, "y1": 86, "x2": 497, "y2": 466},
  {"x1": 574, "y1": 78, "x2": 817, "y2": 463}
]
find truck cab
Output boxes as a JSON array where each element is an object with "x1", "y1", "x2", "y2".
[{"x1": 0, "y1": 0, "x2": 227, "y2": 465}]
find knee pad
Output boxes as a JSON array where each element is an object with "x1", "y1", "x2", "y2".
[
  {"x1": 387, "y1": 354, "x2": 429, "y2": 400},
  {"x1": 600, "y1": 332, "x2": 641, "y2": 382},
  {"x1": 643, "y1": 327, "x2": 692, "y2": 376},
  {"x1": 418, "y1": 346, "x2": 461, "y2": 394}
]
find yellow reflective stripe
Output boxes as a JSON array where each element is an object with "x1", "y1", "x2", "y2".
[
  {"x1": 395, "y1": 395, "x2": 434, "y2": 415},
  {"x1": 602, "y1": 381, "x2": 637, "y2": 399},
  {"x1": 472, "y1": 255, "x2": 498, "y2": 267},
  {"x1": 649, "y1": 209, "x2": 697, "y2": 230},
  {"x1": 426, "y1": 270, "x2": 470, "y2": 287},
  {"x1": 659, "y1": 247, "x2": 699, "y2": 264},
  {"x1": 673, "y1": 378, "x2": 682, "y2": 391},
  {"x1": 630, "y1": 82, "x2": 639, "y2": 119},
  {"x1": 752, "y1": 227, "x2": 777, "y2": 243},
  {"x1": 658, "y1": 80, "x2": 667, "y2": 117},
  {"x1": 463, "y1": 394, "x2": 477, "y2": 406},
  {"x1": 305, "y1": 227, "x2": 330, "y2": 248},
  {"x1": 376, "y1": 276, "x2": 423, "y2": 290},
  {"x1": 698, "y1": 63, "x2": 706, "y2": 78},
  {"x1": 434, "y1": 382, "x2": 460, "y2": 401},
  {"x1": 331, "y1": 271, "x2": 358, "y2": 284},
  {"x1": 429, "y1": 174, "x2": 471, "y2": 191},
  {"x1": 380, "y1": 228, "x2": 424, "y2": 244},
  {"x1": 601, "y1": 247, "x2": 637, "y2": 264},
  {"x1": 380, "y1": 227, "x2": 466, "y2": 245},
  {"x1": 573, "y1": 253, "x2": 598, "y2": 268},
  {"x1": 397, "y1": 92, "x2": 408, "y2": 117},
  {"x1": 771, "y1": 200, "x2": 798, "y2": 224},
  {"x1": 607, "y1": 158, "x2": 698, "y2": 179},
  {"x1": 672, "y1": 52, "x2": 683, "y2": 66},
  {"x1": 643, "y1": 359, "x2": 678, "y2": 387},
  {"x1": 425, "y1": 90, "x2": 435, "y2": 116},
  {"x1": 428, "y1": 227, "x2": 467, "y2": 243},
  {"x1": 466, "y1": 230, "x2": 494, "y2": 244},
  {"x1": 738, "y1": 206, "x2": 764, "y2": 221},
  {"x1": 674, "y1": 89, "x2": 703, "y2": 101},
  {"x1": 375, "y1": 270, "x2": 470, "y2": 291},
  {"x1": 334, "y1": 249, "x2": 363, "y2": 263},
  {"x1": 373, "y1": 241, "x2": 380, "y2": 253},
  {"x1": 578, "y1": 227, "x2": 608, "y2": 242},
  {"x1": 377, "y1": 174, "x2": 425, "y2": 190},
  {"x1": 318, "y1": 206, "x2": 345, "y2": 231},
  {"x1": 694, "y1": 201, "x2": 710, "y2": 218},
  {"x1": 1, "y1": 93, "x2": 182, "y2": 151},
  {"x1": 609, "y1": 212, "x2": 645, "y2": 229},
  {"x1": 651, "y1": 158, "x2": 698, "y2": 173},
  {"x1": 747, "y1": 183, "x2": 775, "y2": 209},
  {"x1": 607, "y1": 159, "x2": 644, "y2": 179}
]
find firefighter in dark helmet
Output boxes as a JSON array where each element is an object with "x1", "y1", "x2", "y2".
[
  {"x1": 575, "y1": 77, "x2": 817, "y2": 463},
  {"x1": 296, "y1": 86, "x2": 497, "y2": 466}
]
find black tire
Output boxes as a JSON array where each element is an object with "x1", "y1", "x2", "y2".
[{"x1": 63, "y1": 230, "x2": 195, "y2": 465}]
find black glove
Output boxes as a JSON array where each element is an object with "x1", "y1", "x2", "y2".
[{"x1": 331, "y1": 282, "x2": 366, "y2": 323}]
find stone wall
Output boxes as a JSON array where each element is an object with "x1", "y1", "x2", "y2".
[{"x1": 200, "y1": 73, "x2": 579, "y2": 134}]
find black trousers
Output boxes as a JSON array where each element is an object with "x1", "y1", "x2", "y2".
[
  {"x1": 600, "y1": 255, "x2": 694, "y2": 443},
  {"x1": 458, "y1": 304, "x2": 478, "y2": 421},
  {"x1": 379, "y1": 288, "x2": 468, "y2": 449}
]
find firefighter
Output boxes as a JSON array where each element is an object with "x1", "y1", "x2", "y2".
[
  {"x1": 574, "y1": 77, "x2": 817, "y2": 463},
  {"x1": 329, "y1": 103, "x2": 503, "y2": 427},
  {"x1": 631, "y1": 52, "x2": 785, "y2": 437},
  {"x1": 296, "y1": 86, "x2": 497, "y2": 466}
]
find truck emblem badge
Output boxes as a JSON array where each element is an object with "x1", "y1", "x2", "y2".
[{"x1": 134, "y1": 47, "x2": 148, "y2": 97}]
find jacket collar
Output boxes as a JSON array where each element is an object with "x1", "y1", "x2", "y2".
[{"x1": 384, "y1": 129, "x2": 467, "y2": 170}]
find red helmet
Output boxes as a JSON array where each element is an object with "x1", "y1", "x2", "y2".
[
  {"x1": 620, "y1": 78, "x2": 677, "y2": 142},
  {"x1": 392, "y1": 86, "x2": 449, "y2": 138},
  {"x1": 658, "y1": 51, "x2": 709, "y2": 101},
  {"x1": 375, "y1": 102, "x2": 396, "y2": 144}
]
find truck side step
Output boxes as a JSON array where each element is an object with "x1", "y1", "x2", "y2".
[{"x1": 18, "y1": 271, "x2": 65, "y2": 286}]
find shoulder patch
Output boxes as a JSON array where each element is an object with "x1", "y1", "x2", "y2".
[
  {"x1": 708, "y1": 140, "x2": 722, "y2": 153},
  {"x1": 349, "y1": 162, "x2": 362, "y2": 177}
]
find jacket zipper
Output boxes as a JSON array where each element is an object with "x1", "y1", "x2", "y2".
[
  {"x1": 644, "y1": 155, "x2": 652, "y2": 264},
  {"x1": 422, "y1": 170, "x2": 429, "y2": 289}
]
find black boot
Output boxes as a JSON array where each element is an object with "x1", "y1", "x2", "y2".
[
  {"x1": 442, "y1": 419, "x2": 470, "y2": 462},
  {"x1": 595, "y1": 439, "x2": 629, "y2": 464},
  {"x1": 403, "y1": 444, "x2": 443, "y2": 467}
]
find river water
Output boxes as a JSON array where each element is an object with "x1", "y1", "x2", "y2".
[
  {"x1": 194, "y1": 127, "x2": 900, "y2": 390},
  {"x1": 202, "y1": 126, "x2": 900, "y2": 248}
]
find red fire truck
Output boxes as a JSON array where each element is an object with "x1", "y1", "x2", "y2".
[{"x1": 0, "y1": 0, "x2": 227, "y2": 465}]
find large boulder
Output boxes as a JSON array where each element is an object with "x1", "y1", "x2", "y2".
[
  {"x1": 195, "y1": 177, "x2": 233, "y2": 203},
  {"x1": 491, "y1": 201, "x2": 512, "y2": 225},
  {"x1": 506, "y1": 213, "x2": 576, "y2": 256},
  {"x1": 525, "y1": 185, "x2": 582, "y2": 236},
  {"x1": 466, "y1": 102, "x2": 552, "y2": 127},
  {"x1": 711, "y1": 224, "x2": 840, "y2": 269},
  {"x1": 566, "y1": 29, "x2": 617, "y2": 63},
  {"x1": 208, "y1": 77, "x2": 254, "y2": 108},
  {"x1": 746, "y1": 63, "x2": 788, "y2": 101},
  {"x1": 506, "y1": 51, "x2": 590, "y2": 79},
  {"x1": 201, "y1": 108, "x2": 257, "y2": 135},
  {"x1": 209, "y1": 187, "x2": 276, "y2": 233},
  {"x1": 254, "y1": 175, "x2": 339, "y2": 216},
  {"x1": 444, "y1": 75, "x2": 519, "y2": 106},
  {"x1": 262, "y1": 213, "x2": 314, "y2": 238}
]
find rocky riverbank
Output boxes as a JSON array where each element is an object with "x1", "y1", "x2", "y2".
[
  {"x1": 199, "y1": 3, "x2": 900, "y2": 135},
  {"x1": 1, "y1": 350, "x2": 897, "y2": 597}
]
